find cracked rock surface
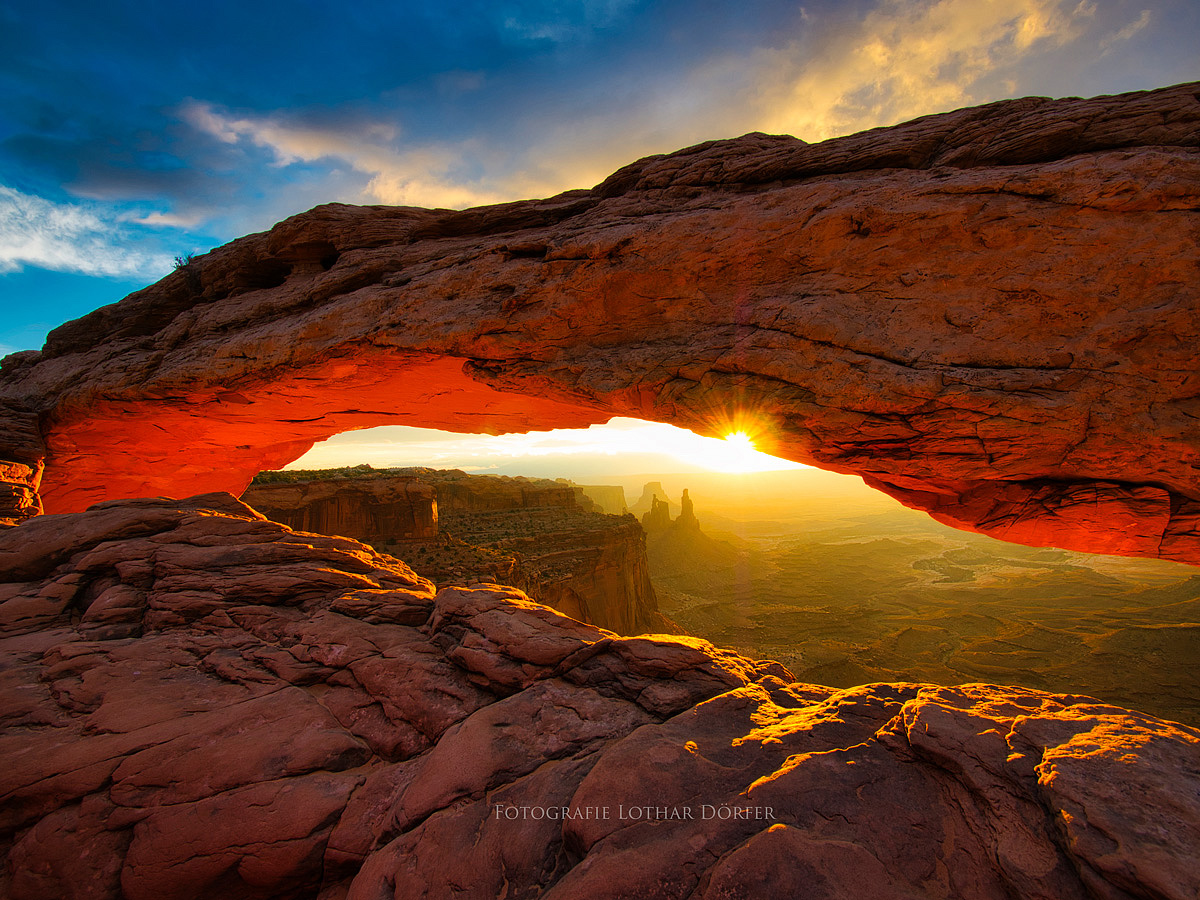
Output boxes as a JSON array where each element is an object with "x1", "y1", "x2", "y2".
[
  {"x1": 0, "y1": 83, "x2": 1198, "y2": 562},
  {"x1": 2, "y1": 497, "x2": 1197, "y2": 899}
]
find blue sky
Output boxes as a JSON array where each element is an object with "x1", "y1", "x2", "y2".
[{"x1": 2, "y1": 0, "x2": 1196, "y2": 357}]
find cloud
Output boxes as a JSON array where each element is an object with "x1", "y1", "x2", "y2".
[
  {"x1": 0, "y1": 185, "x2": 174, "y2": 277},
  {"x1": 181, "y1": 101, "x2": 506, "y2": 210},
  {"x1": 1100, "y1": 8, "x2": 1151, "y2": 51},
  {"x1": 170, "y1": 0, "x2": 1166, "y2": 222},
  {"x1": 125, "y1": 210, "x2": 208, "y2": 228},
  {"x1": 499, "y1": 0, "x2": 638, "y2": 43},
  {"x1": 739, "y1": 0, "x2": 1096, "y2": 141},
  {"x1": 456, "y1": 0, "x2": 1120, "y2": 198}
]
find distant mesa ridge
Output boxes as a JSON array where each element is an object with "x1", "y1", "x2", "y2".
[
  {"x1": 241, "y1": 466, "x2": 667, "y2": 635},
  {"x1": 631, "y1": 482, "x2": 671, "y2": 518},
  {"x1": 1, "y1": 82, "x2": 1198, "y2": 564},
  {"x1": 572, "y1": 482, "x2": 628, "y2": 515}
]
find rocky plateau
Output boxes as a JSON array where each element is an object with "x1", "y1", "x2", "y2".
[
  {"x1": 2, "y1": 496, "x2": 1198, "y2": 899},
  {"x1": 241, "y1": 467, "x2": 666, "y2": 635}
]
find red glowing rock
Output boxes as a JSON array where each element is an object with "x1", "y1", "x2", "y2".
[{"x1": 0, "y1": 83, "x2": 1198, "y2": 562}]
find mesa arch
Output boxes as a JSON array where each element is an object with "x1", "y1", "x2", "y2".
[{"x1": 1, "y1": 82, "x2": 1198, "y2": 563}]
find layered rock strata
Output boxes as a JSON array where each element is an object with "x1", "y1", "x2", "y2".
[
  {"x1": 239, "y1": 474, "x2": 438, "y2": 543},
  {"x1": 1, "y1": 497, "x2": 1197, "y2": 899},
  {"x1": 1, "y1": 84, "x2": 1199, "y2": 562},
  {"x1": 471, "y1": 512, "x2": 663, "y2": 635},
  {"x1": 242, "y1": 467, "x2": 664, "y2": 634}
]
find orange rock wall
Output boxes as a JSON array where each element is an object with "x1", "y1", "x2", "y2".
[{"x1": 494, "y1": 518, "x2": 662, "y2": 635}]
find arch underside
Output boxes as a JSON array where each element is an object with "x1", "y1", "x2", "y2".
[{"x1": 2, "y1": 82, "x2": 1198, "y2": 563}]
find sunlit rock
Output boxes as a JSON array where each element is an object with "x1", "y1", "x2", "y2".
[{"x1": 1, "y1": 83, "x2": 1198, "y2": 563}]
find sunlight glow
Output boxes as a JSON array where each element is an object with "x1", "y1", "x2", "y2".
[
  {"x1": 714, "y1": 430, "x2": 775, "y2": 473},
  {"x1": 288, "y1": 417, "x2": 807, "y2": 475}
]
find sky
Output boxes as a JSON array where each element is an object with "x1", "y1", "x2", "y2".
[
  {"x1": 2, "y1": 0, "x2": 1195, "y2": 475},
  {"x1": 288, "y1": 419, "x2": 809, "y2": 477}
]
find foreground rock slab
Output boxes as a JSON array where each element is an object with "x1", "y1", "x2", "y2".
[
  {"x1": 1, "y1": 497, "x2": 1197, "y2": 899},
  {"x1": 2, "y1": 83, "x2": 1199, "y2": 564}
]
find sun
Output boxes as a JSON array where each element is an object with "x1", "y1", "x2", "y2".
[{"x1": 707, "y1": 430, "x2": 779, "y2": 473}]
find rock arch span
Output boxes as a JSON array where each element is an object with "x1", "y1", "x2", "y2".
[{"x1": 2, "y1": 83, "x2": 1198, "y2": 562}]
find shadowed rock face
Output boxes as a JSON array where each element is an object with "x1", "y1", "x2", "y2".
[
  {"x1": 1, "y1": 497, "x2": 1197, "y2": 899},
  {"x1": 1, "y1": 83, "x2": 1199, "y2": 562},
  {"x1": 240, "y1": 475, "x2": 439, "y2": 543},
  {"x1": 241, "y1": 468, "x2": 666, "y2": 635}
]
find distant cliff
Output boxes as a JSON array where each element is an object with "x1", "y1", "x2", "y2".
[
  {"x1": 574, "y1": 484, "x2": 628, "y2": 515},
  {"x1": 422, "y1": 470, "x2": 578, "y2": 512},
  {"x1": 471, "y1": 512, "x2": 663, "y2": 635},
  {"x1": 242, "y1": 466, "x2": 670, "y2": 635},
  {"x1": 240, "y1": 473, "x2": 437, "y2": 543}
]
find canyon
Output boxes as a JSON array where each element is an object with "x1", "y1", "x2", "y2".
[
  {"x1": 643, "y1": 469, "x2": 1200, "y2": 727},
  {"x1": 0, "y1": 83, "x2": 1196, "y2": 565},
  {"x1": 241, "y1": 467, "x2": 665, "y2": 635},
  {"x1": 2, "y1": 83, "x2": 1199, "y2": 898},
  {"x1": 240, "y1": 469, "x2": 439, "y2": 543}
]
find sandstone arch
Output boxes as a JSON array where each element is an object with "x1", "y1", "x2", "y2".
[{"x1": 2, "y1": 83, "x2": 1198, "y2": 562}]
